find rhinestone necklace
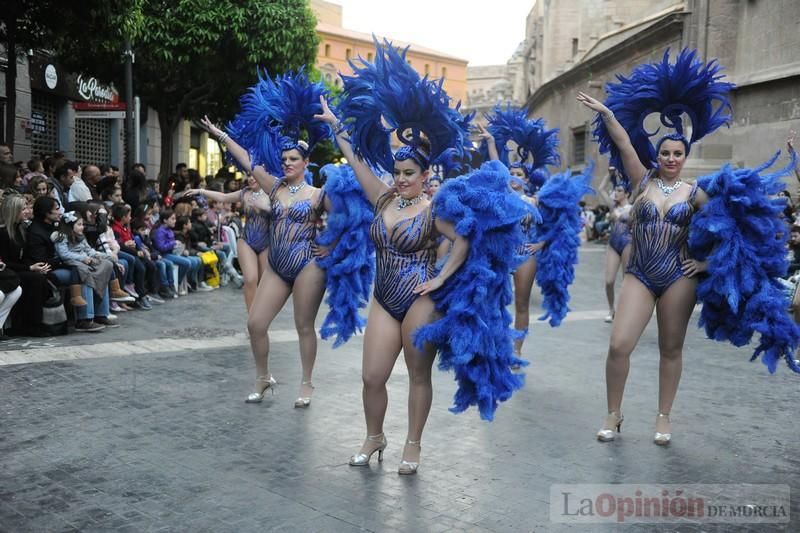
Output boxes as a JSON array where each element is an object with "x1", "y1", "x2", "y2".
[
  {"x1": 287, "y1": 182, "x2": 306, "y2": 194},
  {"x1": 655, "y1": 177, "x2": 683, "y2": 196},
  {"x1": 396, "y1": 194, "x2": 424, "y2": 210}
]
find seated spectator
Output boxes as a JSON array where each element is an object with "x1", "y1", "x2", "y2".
[
  {"x1": 0, "y1": 257, "x2": 22, "y2": 338},
  {"x1": 111, "y1": 203, "x2": 156, "y2": 308},
  {"x1": 29, "y1": 175, "x2": 51, "y2": 200},
  {"x1": 132, "y1": 219, "x2": 176, "y2": 299},
  {"x1": 152, "y1": 209, "x2": 196, "y2": 295},
  {"x1": 23, "y1": 196, "x2": 107, "y2": 325},
  {"x1": 788, "y1": 225, "x2": 800, "y2": 277},
  {"x1": 0, "y1": 194, "x2": 50, "y2": 335},
  {"x1": 191, "y1": 208, "x2": 242, "y2": 287},
  {"x1": 54, "y1": 211, "x2": 117, "y2": 330},
  {"x1": 176, "y1": 215, "x2": 213, "y2": 291},
  {"x1": 100, "y1": 183, "x2": 123, "y2": 207}
]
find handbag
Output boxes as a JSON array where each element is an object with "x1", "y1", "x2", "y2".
[
  {"x1": 198, "y1": 250, "x2": 220, "y2": 288},
  {"x1": 41, "y1": 280, "x2": 68, "y2": 336}
]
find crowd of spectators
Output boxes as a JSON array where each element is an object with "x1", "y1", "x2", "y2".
[{"x1": 0, "y1": 143, "x2": 244, "y2": 337}]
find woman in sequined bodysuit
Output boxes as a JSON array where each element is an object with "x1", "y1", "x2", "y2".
[
  {"x1": 317, "y1": 96, "x2": 471, "y2": 474},
  {"x1": 201, "y1": 116, "x2": 329, "y2": 409},
  {"x1": 185, "y1": 174, "x2": 270, "y2": 311},
  {"x1": 597, "y1": 169, "x2": 633, "y2": 323},
  {"x1": 578, "y1": 90, "x2": 713, "y2": 445}
]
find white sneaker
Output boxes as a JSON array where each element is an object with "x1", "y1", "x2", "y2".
[
  {"x1": 604, "y1": 313, "x2": 614, "y2": 323},
  {"x1": 107, "y1": 313, "x2": 117, "y2": 320},
  {"x1": 197, "y1": 282, "x2": 214, "y2": 292}
]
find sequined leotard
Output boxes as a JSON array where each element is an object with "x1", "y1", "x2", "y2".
[
  {"x1": 625, "y1": 173, "x2": 699, "y2": 297},
  {"x1": 370, "y1": 191, "x2": 437, "y2": 321},
  {"x1": 268, "y1": 181, "x2": 326, "y2": 285},
  {"x1": 241, "y1": 188, "x2": 271, "y2": 254},
  {"x1": 607, "y1": 203, "x2": 632, "y2": 256}
]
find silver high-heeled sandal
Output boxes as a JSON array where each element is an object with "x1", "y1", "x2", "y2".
[
  {"x1": 596, "y1": 411, "x2": 624, "y2": 442},
  {"x1": 294, "y1": 380, "x2": 314, "y2": 408},
  {"x1": 245, "y1": 375, "x2": 276, "y2": 403},
  {"x1": 349, "y1": 433, "x2": 387, "y2": 466},
  {"x1": 398, "y1": 439, "x2": 421, "y2": 475},
  {"x1": 654, "y1": 412, "x2": 672, "y2": 445}
]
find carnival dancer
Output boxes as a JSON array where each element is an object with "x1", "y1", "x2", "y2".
[
  {"x1": 185, "y1": 174, "x2": 268, "y2": 311},
  {"x1": 318, "y1": 39, "x2": 530, "y2": 475},
  {"x1": 596, "y1": 167, "x2": 632, "y2": 322},
  {"x1": 200, "y1": 69, "x2": 372, "y2": 408},
  {"x1": 577, "y1": 49, "x2": 800, "y2": 446}
]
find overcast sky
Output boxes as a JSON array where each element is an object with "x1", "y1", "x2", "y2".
[{"x1": 334, "y1": 0, "x2": 534, "y2": 66}]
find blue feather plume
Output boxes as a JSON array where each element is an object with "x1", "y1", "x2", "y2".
[
  {"x1": 316, "y1": 164, "x2": 375, "y2": 347},
  {"x1": 689, "y1": 151, "x2": 800, "y2": 373},
  {"x1": 337, "y1": 38, "x2": 472, "y2": 175},
  {"x1": 593, "y1": 48, "x2": 734, "y2": 185},
  {"x1": 535, "y1": 162, "x2": 595, "y2": 326},
  {"x1": 413, "y1": 160, "x2": 534, "y2": 421},
  {"x1": 226, "y1": 68, "x2": 332, "y2": 175},
  {"x1": 480, "y1": 104, "x2": 560, "y2": 174}
]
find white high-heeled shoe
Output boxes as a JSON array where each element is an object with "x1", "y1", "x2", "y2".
[
  {"x1": 654, "y1": 412, "x2": 672, "y2": 445},
  {"x1": 349, "y1": 434, "x2": 387, "y2": 466},
  {"x1": 596, "y1": 411, "x2": 624, "y2": 442},
  {"x1": 398, "y1": 440, "x2": 421, "y2": 475},
  {"x1": 245, "y1": 375, "x2": 276, "y2": 403},
  {"x1": 293, "y1": 380, "x2": 314, "y2": 408}
]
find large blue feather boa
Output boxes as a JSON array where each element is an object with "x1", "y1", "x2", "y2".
[
  {"x1": 535, "y1": 163, "x2": 595, "y2": 326},
  {"x1": 315, "y1": 164, "x2": 375, "y2": 347},
  {"x1": 689, "y1": 152, "x2": 800, "y2": 373},
  {"x1": 413, "y1": 161, "x2": 534, "y2": 421}
]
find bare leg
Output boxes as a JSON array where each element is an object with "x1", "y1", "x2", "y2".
[
  {"x1": 399, "y1": 295, "x2": 438, "y2": 465},
  {"x1": 290, "y1": 261, "x2": 326, "y2": 401},
  {"x1": 257, "y1": 249, "x2": 269, "y2": 282},
  {"x1": 246, "y1": 270, "x2": 291, "y2": 391},
  {"x1": 603, "y1": 274, "x2": 656, "y2": 428},
  {"x1": 654, "y1": 276, "x2": 697, "y2": 434},
  {"x1": 357, "y1": 303, "x2": 403, "y2": 455},
  {"x1": 604, "y1": 248, "x2": 622, "y2": 317},
  {"x1": 237, "y1": 239, "x2": 260, "y2": 312},
  {"x1": 512, "y1": 256, "x2": 537, "y2": 355}
]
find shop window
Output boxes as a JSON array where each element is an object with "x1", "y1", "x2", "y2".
[
  {"x1": 75, "y1": 118, "x2": 110, "y2": 166},
  {"x1": 324, "y1": 44, "x2": 330, "y2": 57},
  {"x1": 346, "y1": 48, "x2": 352, "y2": 60},
  {"x1": 31, "y1": 93, "x2": 59, "y2": 158},
  {"x1": 441, "y1": 67, "x2": 447, "y2": 78}
]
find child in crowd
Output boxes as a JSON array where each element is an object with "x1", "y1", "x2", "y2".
[
  {"x1": 176, "y1": 215, "x2": 214, "y2": 291},
  {"x1": 190, "y1": 208, "x2": 243, "y2": 287},
  {"x1": 132, "y1": 219, "x2": 177, "y2": 300},
  {"x1": 110, "y1": 203, "x2": 154, "y2": 309},
  {"x1": 53, "y1": 211, "x2": 117, "y2": 331},
  {"x1": 152, "y1": 209, "x2": 204, "y2": 295},
  {"x1": 111, "y1": 203, "x2": 164, "y2": 305}
]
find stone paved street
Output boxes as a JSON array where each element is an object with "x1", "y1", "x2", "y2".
[{"x1": 0, "y1": 244, "x2": 798, "y2": 532}]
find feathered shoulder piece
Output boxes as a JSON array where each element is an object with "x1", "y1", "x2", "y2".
[
  {"x1": 226, "y1": 68, "x2": 331, "y2": 176},
  {"x1": 337, "y1": 38, "x2": 472, "y2": 175},
  {"x1": 593, "y1": 48, "x2": 734, "y2": 181},
  {"x1": 689, "y1": 151, "x2": 800, "y2": 373},
  {"x1": 481, "y1": 104, "x2": 560, "y2": 172}
]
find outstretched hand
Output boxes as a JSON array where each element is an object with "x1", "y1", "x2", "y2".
[
  {"x1": 476, "y1": 123, "x2": 494, "y2": 142},
  {"x1": 200, "y1": 115, "x2": 225, "y2": 138},
  {"x1": 314, "y1": 95, "x2": 338, "y2": 125},
  {"x1": 576, "y1": 91, "x2": 610, "y2": 115}
]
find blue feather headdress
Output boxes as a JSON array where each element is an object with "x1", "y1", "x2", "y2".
[
  {"x1": 226, "y1": 68, "x2": 332, "y2": 176},
  {"x1": 593, "y1": 48, "x2": 734, "y2": 185},
  {"x1": 337, "y1": 38, "x2": 473, "y2": 175},
  {"x1": 480, "y1": 104, "x2": 560, "y2": 192}
]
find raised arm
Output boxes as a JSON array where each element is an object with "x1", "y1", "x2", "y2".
[
  {"x1": 314, "y1": 96, "x2": 389, "y2": 206},
  {"x1": 476, "y1": 124, "x2": 500, "y2": 161},
  {"x1": 184, "y1": 188, "x2": 241, "y2": 204},
  {"x1": 199, "y1": 115, "x2": 279, "y2": 193},
  {"x1": 596, "y1": 171, "x2": 613, "y2": 207},
  {"x1": 576, "y1": 92, "x2": 648, "y2": 188},
  {"x1": 788, "y1": 131, "x2": 800, "y2": 183}
]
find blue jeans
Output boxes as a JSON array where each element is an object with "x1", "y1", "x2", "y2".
[
  {"x1": 49, "y1": 269, "x2": 108, "y2": 320},
  {"x1": 155, "y1": 258, "x2": 174, "y2": 287},
  {"x1": 164, "y1": 254, "x2": 192, "y2": 284},
  {"x1": 118, "y1": 250, "x2": 146, "y2": 295}
]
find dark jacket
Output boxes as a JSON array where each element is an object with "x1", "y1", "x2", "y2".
[
  {"x1": 190, "y1": 221, "x2": 214, "y2": 250},
  {"x1": 151, "y1": 224, "x2": 176, "y2": 255},
  {"x1": 22, "y1": 219, "x2": 64, "y2": 269},
  {"x1": 0, "y1": 225, "x2": 29, "y2": 272}
]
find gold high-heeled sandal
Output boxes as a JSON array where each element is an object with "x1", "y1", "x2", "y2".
[
  {"x1": 294, "y1": 380, "x2": 314, "y2": 408},
  {"x1": 349, "y1": 433, "x2": 387, "y2": 466},
  {"x1": 596, "y1": 411, "x2": 624, "y2": 442},
  {"x1": 654, "y1": 412, "x2": 672, "y2": 445},
  {"x1": 398, "y1": 439, "x2": 421, "y2": 475},
  {"x1": 245, "y1": 375, "x2": 276, "y2": 403}
]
